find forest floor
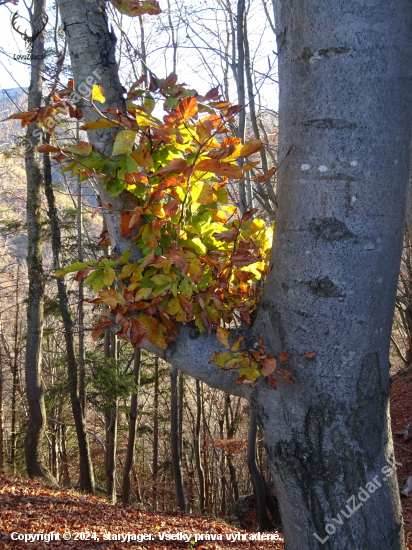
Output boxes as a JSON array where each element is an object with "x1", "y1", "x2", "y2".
[{"x1": 2, "y1": 370, "x2": 412, "y2": 549}]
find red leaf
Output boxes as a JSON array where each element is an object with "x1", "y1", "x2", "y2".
[
  {"x1": 201, "y1": 310, "x2": 212, "y2": 336},
  {"x1": 75, "y1": 269, "x2": 90, "y2": 282}
]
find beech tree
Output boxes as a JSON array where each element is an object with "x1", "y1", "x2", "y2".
[{"x1": 9, "y1": 0, "x2": 411, "y2": 547}]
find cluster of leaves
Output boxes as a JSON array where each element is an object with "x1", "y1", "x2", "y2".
[
  {"x1": 5, "y1": 70, "x2": 291, "y2": 387},
  {"x1": 214, "y1": 437, "x2": 248, "y2": 455},
  {"x1": 110, "y1": 0, "x2": 161, "y2": 16}
]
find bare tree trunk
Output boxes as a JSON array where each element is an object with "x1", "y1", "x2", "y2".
[
  {"x1": 105, "y1": 333, "x2": 118, "y2": 503},
  {"x1": 247, "y1": 411, "x2": 273, "y2": 531},
  {"x1": 195, "y1": 379, "x2": 205, "y2": 513},
  {"x1": 122, "y1": 349, "x2": 141, "y2": 506},
  {"x1": 11, "y1": 264, "x2": 19, "y2": 474},
  {"x1": 76, "y1": 121, "x2": 86, "y2": 414},
  {"x1": 0, "y1": 333, "x2": 3, "y2": 472},
  {"x1": 236, "y1": 0, "x2": 247, "y2": 211},
  {"x1": 43, "y1": 138, "x2": 95, "y2": 493},
  {"x1": 24, "y1": 0, "x2": 56, "y2": 484},
  {"x1": 170, "y1": 365, "x2": 186, "y2": 511},
  {"x1": 153, "y1": 356, "x2": 159, "y2": 508},
  {"x1": 225, "y1": 395, "x2": 239, "y2": 502}
]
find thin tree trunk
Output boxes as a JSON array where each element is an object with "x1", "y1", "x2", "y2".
[
  {"x1": 24, "y1": 0, "x2": 56, "y2": 484},
  {"x1": 11, "y1": 264, "x2": 19, "y2": 474},
  {"x1": 170, "y1": 365, "x2": 186, "y2": 511},
  {"x1": 0, "y1": 332, "x2": 3, "y2": 472},
  {"x1": 43, "y1": 136, "x2": 95, "y2": 494},
  {"x1": 247, "y1": 410, "x2": 273, "y2": 531},
  {"x1": 76, "y1": 121, "x2": 86, "y2": 414},
  {"x1": 225, "y1": 395, "x2": 239, "y2": 502},
  {"x1": 105, "y1": 333, "x2": 118, "y2": 503},
  {"x1": 153, "y1": 356, "x2": 159, "y2": 508},
  {"x1": 236, "y1": 0, "x2": 247, "y2": 211},
  {"x1": 122, "y1": 349, "x2": 141, "y2": 506},
  {"x1": 195, "y1": 379, "x2": 206, "y2": 513}
]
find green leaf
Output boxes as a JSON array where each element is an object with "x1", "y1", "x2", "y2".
[
  {"x1": 112, "y1": 130, "x2": 137, "y2": 156},
  {"x1": 105, "y1": 179, "x2": 125, "y2": 197},
  {"x1": 120, "y1": 249, "x2": 131, "y2": 262},
  {"x1": 135, "y1": 287, "x2": 153, "y2": 301},
  {"x1": 215, "y1": 188, "x2": 228, "y2": 204},
  {"x1": 117, "y1": 154, "x2": 139, "y2": 179},
  {"x1": 85, "y1": 269, "x2": 105, "y2": 292},
  {"x1": 58, "y1": 261, "x2": 88, "y2": 276},
  {"x1": 215, "y1": 352, "x2": 232, "y2": 367}
]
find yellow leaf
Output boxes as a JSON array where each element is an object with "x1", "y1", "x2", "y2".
[
  {"x1": 250, "y1": 218, "x2": 266, "y2": 233},
  {"x1": 152, "y1": 204, "x2": 165, "y2": 218},
  {"x1": 103, "y1": 266, "x2": 116, "y2": 286},
  {"x1": 142, "y1": 224, "x2": 158, "y2": 250},
  {"x1": 99, "y1": 289, "x2": 126, "y2": 307},
  {"x1": 239, "y1": 139, "x2": 264, "y2": 158},
  {"x1": 231, "y1": 336, "x2": 244, "y2": 352},
  {"x1": 211, "y1": 210, "x2": 228, "y2": 224},
  {"x1": 112, "y1": 130, "x2": 137, "y2": 156},
  {"x1": 216, "y1": 326, "x2": 230, "y2": 349},
  {"x1": 92, "y1": 84, "x2": 106, "y2": 103}
]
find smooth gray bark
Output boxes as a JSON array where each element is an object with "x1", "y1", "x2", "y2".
[{"x1": 59, "y1": 0, "x2": 412, "y2": 546}]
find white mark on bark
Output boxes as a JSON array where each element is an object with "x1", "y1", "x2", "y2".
[
  {"x1": 394, "y1": 160, "x2": 399, "y2": 165},
  {"x1": 350, "y1": 160, "x2": 358, "y2": 167},
  {"x1": 301, "y1": 164, "x2": 311, "y2": 171},
  {"x1": 318, "y1": 165, "x2": 328, "y2": 172},
  {"x1": 378, "y1": 278, "x2": 383, "y2": 283},
  {"x1": 351, "y1": 196, "x2": 357, "y2": 203}
]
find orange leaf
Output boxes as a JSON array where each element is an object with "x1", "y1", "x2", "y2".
[
  {"x1": 196, "y1": 159, "x2": 243, "y2": 179},
  {"x1": 188, "y1": 259, "x2": 205, "y2": 284},
  {"x1": 151, "y1": 158, "x2": 187, "y2": 177},
  {"x1": 130, "y1": 317, "x2": 149, "y2": 348},
  {"x1": 75, "y1": 269, "x2": 90, "y2": 282},
  {"x1": 279, "y1": 351, "x2": 291, "y2": 363},
  {"x1": 209, "y1": 351, "x2": 220, "y2": 364},
  {"x1": 140, "y1": 314, "x2": 168, "y2": 349},
  {"x1": 176, "y1": 96, "x2": 198, "y2": 122},
  {"x1": 239, "y1": 139, "x2": 264, "y2": 158},
  {"x1": 163, "y1": 199, "x2": 180, "y2": 217},
  {"x1": 303, "y1": 350, "x2": 317, "y2": 359},
  {"x1": 216, "y1": 326, "x2": 230, "y2": 349},
  {"x1": 262, "y1": 357, "x2": 277, "y2": 377}
]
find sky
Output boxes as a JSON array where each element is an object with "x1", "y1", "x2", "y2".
[{"x1": 0, "y1": 1, "x2": 278, "y2": 110}]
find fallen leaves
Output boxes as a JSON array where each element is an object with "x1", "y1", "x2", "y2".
[{"x1": 0, "y1": 473, "x2": 285, "y2": 549}]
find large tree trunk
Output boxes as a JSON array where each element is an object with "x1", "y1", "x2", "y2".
[
  {"x1": 58, "y1": 0, "x2": 412, "y2": 546},
  {"x1": 195, "y1": 379, "x2": 206, "y2": 514},
  {"x1": 43, "y1": 141, "x2": 95, "y2": 494},
  {"x1": 248, "y1": 1, "x2": 412, "y2": 547},
  {"x1": 24, "y1": 0, "x2": 56, "y2": 485}
]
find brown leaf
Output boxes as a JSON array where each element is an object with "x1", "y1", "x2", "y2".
[
  {"x1": 231, "y1": 250, "x2": 260, "y2": 268},
  {"x1": 213, "y1": 230, "x2": 237, "y2": 243},
  {"x1": 303, "y1": 350, "x2": 317, "y2": 359},
  {"x1": 262, "y1": 357, "x2": 277, "y2": 377},
  {"x1": 276, "y1": 369, "x2": 295, "y2": 384},
  {"x1": 201, "y1": 310, "x2": 212, "y2": 336},
  {"x1": 208, "y1": 351, "x2": 220, "y2": 364},
  {"x1": 279, "y1": 351, "x2": 291, "y2": 363},
  {"x1": 239, "y1": 138, "x2": 264, "y2": 158},
  {"x1": 75, "y1": 269, "x2": 90, "y2": 282},
  {"x1": 267, "y1": 374, "x2": 278, "y2": 390},
  {"x1": 258, "y1": 338, "x2": 266, "y2": 354},
  {"x1": 195, "y1": 159, "x2": 243, "y2": 179},
  {"x1": 130, "y1": 317, "x2": 149, "y2": 348}
]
